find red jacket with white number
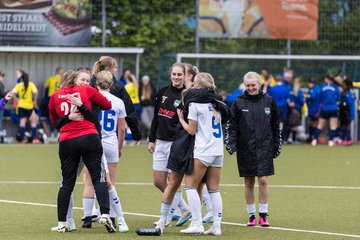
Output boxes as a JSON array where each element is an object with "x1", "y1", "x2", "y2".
[{"x1": 49, "y1": 85, "x2": 111, "y2": 141}]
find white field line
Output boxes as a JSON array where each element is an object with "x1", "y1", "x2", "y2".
[
  {"x1": 0, "y1": 181, "x2": 360, "y2": 190},
  {"x1": 0, "y1": 199, "x2": 360, "y2": 239}
]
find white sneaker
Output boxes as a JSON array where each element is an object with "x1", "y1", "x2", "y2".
[
  {"x1": 66, "y1": 218, "x2": 76, "y2": 231},
  {"x1": 155, "y1": 219, "x2": 165, "y2": 234},
  {"x1": 328, "y1": 140, "x2": 335, "y2": 147},
  {"x1": 153, "y1": 218, "x2": 171, "y2": 227},
  {"x1": 311, "y1": 139, "x2": 317, "y2": 146},
  {"x1": 180, "y1": 222, "x2": 204, "y2": 234},
  {"x1": 51, "y1": 223, "x2": 70, "y2": 233},
  {"x1": 118, "y1": 218, "x2": 129, "y2": 233},
  {"x1": 204, "y1": 225, "x2": 221, "y2": 236},
  {"x1": 99, "y1": 214, "x2": 116, "y2": 233}
]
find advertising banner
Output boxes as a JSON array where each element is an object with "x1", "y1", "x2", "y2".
[
  {"x1": 0, "y1": 0, "x2": 92, "y2": 46},
  {"x1": 199, "y1": 0, "x2": 319, "y2": 40}
]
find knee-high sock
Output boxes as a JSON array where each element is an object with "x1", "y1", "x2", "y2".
[
  {"x1": 31, "y1": 126, "x2": 37, "y2": 139},
  {"x1": 109, "y1": 187, "x2": 124, "y2": 220},
  {"x1": 19, "y1": 126, "x2": 26, "y2": 140},
  {"x1": 160, "y1": 202, "x2": 171, "y2": 222},
  {"x1": 83, "y1": 198, "x2": 95, "y2": 217},
  {"x1": 169, "y1": 191, "x2": 181, "y2": 220},
  {"x1": 185, "y1": 187, "x2": 202, "y2": 224},
  {"x1": 313, "y1": 128, "x2": 321, "y2": 140},
  {"x1": 202, "y1": 185, "x2": 213, "y2": 215},
  {"x1": 209, "y1": 190, "x2": 222, "y2": 224},
  {"x1": 66, "y1": 193, "x2": 74, "y2": 220},
  {"x1": 178, "y1": 193, "x2": 189, "y2": 212}
]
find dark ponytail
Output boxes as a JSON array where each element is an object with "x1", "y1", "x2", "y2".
[{"x1": 22, "y1": 72, "x2": 29, "y2": 98}]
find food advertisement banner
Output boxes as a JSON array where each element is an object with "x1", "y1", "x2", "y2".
[
  {"x1": 0, "y1": 0, "x2": 92, "y2": 46},
  {"x1": 199, "y1": 0, "x2": 319, "y2": 40}
]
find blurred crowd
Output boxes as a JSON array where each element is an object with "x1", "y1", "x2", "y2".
[
  {"x1": 0, "y1": 67, "x2": 157, "y2": 144},
  {"x1": 223, "y1": 67, "x2": 360, "y2": 146}
]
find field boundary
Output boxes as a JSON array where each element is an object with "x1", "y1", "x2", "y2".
[
  {"x1": 0, "y1": 199, "x2": 360, "y2": 239},
  {"x1": 0, "y1": 181, "x2": 360, "y2": 190}
]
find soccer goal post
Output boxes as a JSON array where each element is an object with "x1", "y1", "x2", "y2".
[{"x1": 176, "y1": 53, "x2": 360, "y2": 142}]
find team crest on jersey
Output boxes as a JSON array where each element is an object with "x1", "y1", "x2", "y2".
[
  {"x1": 162, "y1": 96, "x2": 168, "y2": 103},
  {"x1": 264, "y1": 107, "x2": 270, "y2": 115},
  {"x1": 174, "y1": 99, "x2": 181, "y2": 108}
]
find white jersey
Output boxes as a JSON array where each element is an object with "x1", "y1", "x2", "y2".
[
  {"x1": 99, "y1": 91, "x2": 127, "y2": 144},
  {"x1": 188, "y1": 102, "x2": 224, "y2": 157}
]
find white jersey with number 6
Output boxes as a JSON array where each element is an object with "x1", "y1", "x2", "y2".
[
  {"x1": 187, "y1": 102, "x2": 223, "y2": 157},
  {"x1": 99, "y1": 91, "x2": 127, "y2": 145}
]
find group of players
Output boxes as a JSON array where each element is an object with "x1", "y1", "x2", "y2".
[{"x1": 9, "y1": 56, "x2": 280, "y2": 236}]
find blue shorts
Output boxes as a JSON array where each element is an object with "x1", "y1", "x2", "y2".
[
  {"x1": 320, "y1": 110, "x2": 338, "y2": 119},
  {"x1": 278, "y1": 106, "x2": 288, "y2": 124},
  {"x1": 18, "y1": 108, "x2": 34, "y2": 118}
]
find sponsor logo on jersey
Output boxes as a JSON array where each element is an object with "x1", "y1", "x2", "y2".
[
  {"x1": 162, "y1": 96, "x2": 168, "y2": 103},
  {"x1": 173, "y1": 99, "x2": 181, "y2": 108},
  {"x1": 158, "y1": 107, "x2": 176, "y2": 119},
  {"x1": 264, "y1": 107, "x2": 270, "y2": 115},
  {"x1": 242, "y1": 109, "x2": 249, "y2": 112}
]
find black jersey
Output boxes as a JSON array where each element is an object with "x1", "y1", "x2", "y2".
[{"x1": 148, "y1": 85, "x2": 184, "y2": 142}]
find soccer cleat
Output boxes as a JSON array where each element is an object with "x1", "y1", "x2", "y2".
[
  {"x1": 311, "y1": 139, "x2": 317, "y2": 146},
  {"x1": 180, "y1": 222, "x2": 204, "y2": 234},
  {"x1": 328, "y1": 140, "x2": 335, "y2": 147},
  {"x1": 99, "y1": 214, "x2": 116, "y2": 233},
  {"x1": 246, "y1": 215, "x2": 256, "y2": 226},
  {"x1": 118, "y1": 218, "x2": 129, "y2": 233},
  {"x1": 202, "y1": 212, "x2": 213, "y2": 223},
  {"x1": 172, "y1": 214, "x2": 180, "y2": 221},
  {"x1": 82, "y1": 216, "x2": 92, "y2": 228},
  {"x1": 258, "y1": 213, "x2": 269, "y2": 227},
  {"x1": 343, "y1": 140, "x2": 353, "y2": 146},
  {"x1": 155, "y1": 219, "x2": 165, "y2": 234},
  {"x1": 204, "y1": 225, "x2": 221, "y2": 236},
  {"x1": 51, "y1": 223, "x2": 70, "y2": 233},
  {"x1": 153, "y1": 218, "x2": 171, "y2": 227},
  {"x1": 66, "y1": 218, "x2": 76, "y2": 231},
  {"x1": 21, "y1": 139, "x2": 28, "y2": 144},
  {"x1": 176, "y1": 210, "x2": 192, "y2": 226},
  {"x1": 32, "y1": 138, "x2": 41, "y2": 144},
  {"x1": 81, "y1": 214, "x2": 100, "y2": 222}
]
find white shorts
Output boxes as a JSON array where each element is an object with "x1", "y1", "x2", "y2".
[
  {"x1": 195, "y1": 155, "x2": 224, "y2": 168},
  {"x1": 102, "y1": 141, "x2": 119, "y2": 163},
  {"x1": 153, "y1": 139, "x2": 172, "y2": 172}
]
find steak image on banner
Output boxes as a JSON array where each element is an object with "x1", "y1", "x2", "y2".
[
  {"x1": 199, "y1": 0, "x2": 319, "y2": 40},
  {"x1": 0, "y1": 0, "x2": 92, "y2": 46}
]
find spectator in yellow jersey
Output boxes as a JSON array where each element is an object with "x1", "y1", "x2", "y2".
[
  {"x1": 10, "y1": 71, "x2": 40, "y2": 144},
  {"x1": 125, "y1": 74, "x2": 141, "y2": 119},
  {"x1": 260, "y1": 67, "x2": 276, "y2": 94},
  {"x1": 45, "y1": 67, "x2": 63, "y2": 97}
]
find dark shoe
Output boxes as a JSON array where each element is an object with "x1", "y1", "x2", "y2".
[{"x1": 82, "y1": 216, "x2": 92, "y2": 228}]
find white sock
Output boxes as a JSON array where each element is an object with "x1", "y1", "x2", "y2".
[
  {"x1": 168, "y1": 191, "x2": 181, "y2": 221},
  {"x1": 209, "y1": 190, "x2": 222, "y2": 223},
  {"x1": 109, "y1": 187, "x2": 124, "y2": 219},
  {"x1": 174, "y1": 207, "x2": 181, "y2": 216},
  {"x1": 66, "y1": 193, "x2": 74, "y2": 220},
  {"x1": 202, "y1": 185, "x2": 213, "y2": 215},
  {"x1": 178, "y1": 193, "x2": 190, "y2": 212},
  {"x1": 83, "y1": 198, "x2": 95, "y2": 217},
  {"x1": 247, "y1": 203, "x2": 256, "y2": 217},
  {"x1": 259, "y1": 203, "x2": 268, "y2": 213},
  {"x1": 160, "y1": 202, "x2": 171, "y2": 222},
  {"x1": 185, "y1": 187, "x2": 202, "y2": 224},
  {"x1": 92, "y1": 197, "x2": 99, "y2": 216}
]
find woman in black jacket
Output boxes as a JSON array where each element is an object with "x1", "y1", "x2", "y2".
[{"x1": 226, "y1": 71, "x2": 281, "y2": 228}]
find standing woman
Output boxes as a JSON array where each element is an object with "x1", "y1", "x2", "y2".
[
  {"x1": 226, "y1": 71, "x2": 281, "y2": 227},
  {"x1": 311, "y1": 74, "x2": 341, "y2": 147},
  {"x1": 148, "y1": 63, "x2": 185, "y2": 194},
  {"x1": 139, "y1": 75, "x2": 157, "y2": 132},
  {"x1": 91, "y1": 56, "x2": 142, "y2": 142},
  {"x1": 48, "y1": 70, "x2": 115, "y2": 233},
  {"x1": 125, "y1": 74, "x2": 141, "y2": 119},
  {"x1": 11, "y1": 71, "x2": 40, "y2": 143},
  {"x1": 306, "y1": 77, "x2": 321, "y2": 142},
  {"x1": 176, "y1": 73, "x2": 227, "y2": 235}
]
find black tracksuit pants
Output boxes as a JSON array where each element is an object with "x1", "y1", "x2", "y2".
[{"x1": 57, "y1": 134, "x2": 109, "y2": 221}]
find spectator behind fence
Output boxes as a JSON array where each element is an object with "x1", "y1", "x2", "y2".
[
  {"x1": 287, "y1": 77, "x2": 304, "y2": 144},
  {"x1": 119, "y1": 68, "x2": 131, "y2": 87},
  {"x1": 139, "y1": 75, "x2": 156, "y2": 132},
  {"x1": 15, "y1": 69, "x2": 24, "y2": 83},
  {"x1": 0, "y1": 71, "x2": 7, "y2": 131},
  {"x1": 125, "y1": 74, "x2": 141, "y2": 119},
  {"x1": 337, "y1": 77, "x2": 355, "y2": 146},
  {"x1": 10, "y1": 71, "x2": 40, "y2": 144},
  {"x1": 226, "y1": 83, "x2": 244, "y2": 106},
  {"x1": 306, "y1": 77, "x2": 321, "y2": 142}
]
